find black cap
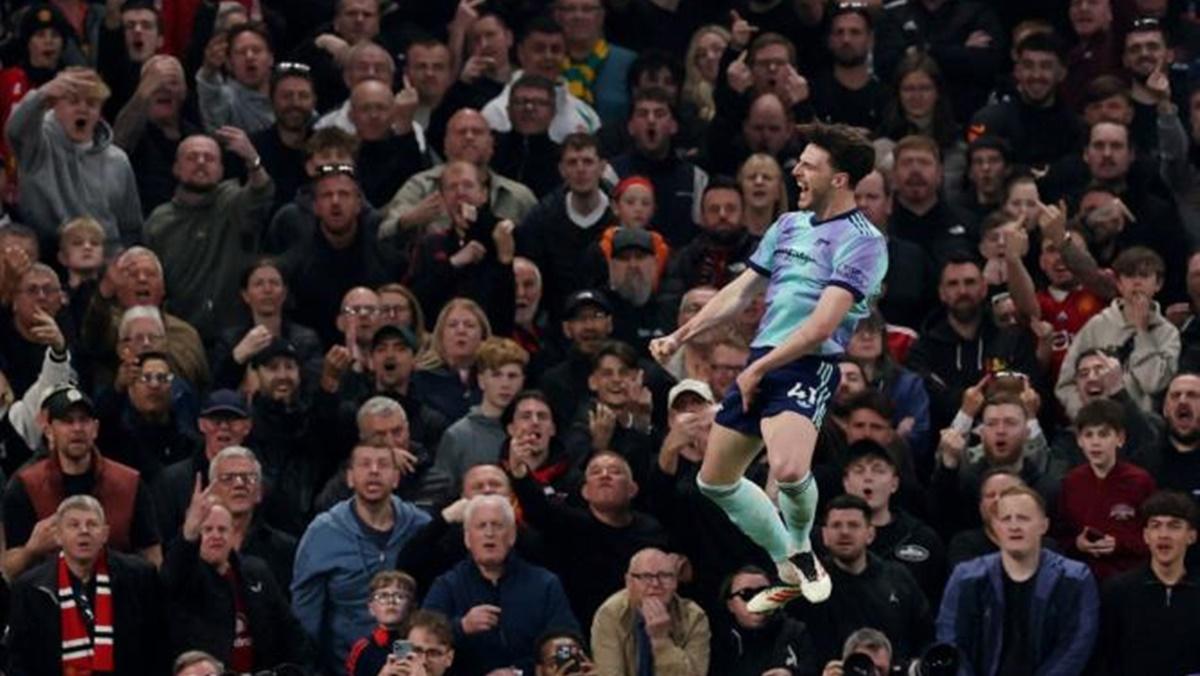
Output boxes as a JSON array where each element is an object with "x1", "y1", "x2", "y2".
[
  {"x1": 42, "y1": 386, "x2": 95, "y2": 421},
  {"x1": 563, "y1": 289, "x2": 612, "y2": 318},
  {"x1": 19, "y1": 4, "x2": 70, "y2": 47},
  {"x1": 612, "y1": 227, "x2": 654, "y2": 256},
  {"x1": 251, "y1": 338, "x2": 299, "y2": 368},
  {"x1": 200, "y1": 389, "x2": 249, "y2": 418},
  {"x1": 843, "y1": 440, "x2": 897, "y2": 470},
  {"x1": 372, "y1": 324, "x2": 419, "y2": 352}
]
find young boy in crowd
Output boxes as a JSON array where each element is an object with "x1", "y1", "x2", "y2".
[
  {"x1": 1055, "y1": 246, "x2": 1181, "y2": 417},
  {"x1": 345, "y1": 570, "x2": 419, "y2": 676},
  {"x1": 1057, "y1": 398, "x2": 1156, "y2": 580},
  {"x1": 57, "y1": 216, "x2": 105, "y2": 290}
]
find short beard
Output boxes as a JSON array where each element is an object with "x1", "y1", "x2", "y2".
[
  {"x1": 613, "y1": 274, "x2": 653, "y2": 307},
  {"x1": 1169, "y1": 426, "x2": 1200, "y2": 446},
  {"x1": 180, "y1": 180, "x2": 218, "y2": 193},
  {"x1": 834, "y1": 52, "x2": 868, "y2": 67}
]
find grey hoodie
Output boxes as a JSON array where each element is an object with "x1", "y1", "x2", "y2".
[{"x1": 7, "y1": 88, "x2": 142, "y2": 249}]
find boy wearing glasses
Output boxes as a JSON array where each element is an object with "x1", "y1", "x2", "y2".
[{"x1": 347, "y1": 570, "x2": 419, "y2": 676}]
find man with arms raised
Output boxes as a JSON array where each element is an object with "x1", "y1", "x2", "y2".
[{"x1": 651, "y1": 123, "x2": 886, "y2": 611}]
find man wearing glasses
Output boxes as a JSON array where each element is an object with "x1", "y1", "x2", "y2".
[
  {"x1": 591, "y1": 547, "x2": 711, "y2": 676},
  {"x1": 97, "y1": 351, "x2": 198, "y2": 482}
]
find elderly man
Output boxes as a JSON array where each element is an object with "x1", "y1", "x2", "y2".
[
  {"x1": 348, "y1": 78, "x2": 430, "y2": 207},
  {"x1": 591, "y1": 547, "x2": 710, "y2": 676},
  {"x1": 423, "y1": 493, "x2": 579, "y2": 675},
  {"x1": 2, "y1": 387, "x2": 163, "y2": 580},
  {"x1": 381, "y1": 108, "x2": 536, "y2": 237},
  {"x1": 313, "y1": 41, "x2": 399, "y2": 132},
  {"x1": 482, "y1": 15, "x2": 601, "y2": 142},
  {"x1": 143, "y1": 130, "x2": 274, "y2": 342},
  {"x1": 112, "y1": 55, "x2": 196, "y2": 215},
  {"x1": 7, "y1": 67, "x2": 141, "y2": 249},
  {"x1": 8, "y1": 496, "x2": 166, "y2": 676},
  {"x1": 163, "y1": 481, "x2": 311, "y2": 671},
  {"x1": 83, "y1": 246, "x2": 209, "y2": 390},
  {"x1": 292, "y1": 443, "x2": 431, "y2": 674},
  {"x1": 197, "y1": 22, "x2": 275, "y2": 134},
  {"x1": 0, "y1": 263, "x2": 74, "y2": 394}
]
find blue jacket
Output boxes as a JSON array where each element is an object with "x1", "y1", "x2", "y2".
[
  {"x1": 291, "y1": 496, "x2": 431, "y2": 675},
  {"x1": 423, "y1": 553, "x2": 579, "y2": 674},
  {"x1": 936, "y1": 550, "x2": 1098, "y2": 676},
  {"x1": 593, "y1": 43, "x2": 636, "y2": 128}
]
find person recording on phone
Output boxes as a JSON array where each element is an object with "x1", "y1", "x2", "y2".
[
  {"x1": 534, "y1": 630, "x2": 599, "y2": 676},
  {"x1": 346, "y1": 570, "x2": 419, "y2": 676},
  {"x1": 407, "y1": 160, "x2": 518, "y2": 337}
]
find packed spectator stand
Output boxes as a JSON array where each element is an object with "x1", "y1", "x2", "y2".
[{"x1": 3, "y1": 0, "x2": 1200, "y2": 674}]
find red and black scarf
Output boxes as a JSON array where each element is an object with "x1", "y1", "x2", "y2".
[{"x1": 58, "y1": 550, "x2": 114, "y2": 674}]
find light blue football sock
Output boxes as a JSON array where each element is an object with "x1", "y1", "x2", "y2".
[
  {"x1": 776, "y1": 473, "x2": 819, "y2": 553},
  {"x1": 697, "y1": 475, "x2": 793, "y2": 562}
]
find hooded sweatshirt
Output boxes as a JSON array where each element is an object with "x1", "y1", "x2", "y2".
[
  {"x1": 290, "y1": 496, "x2": 431, "y2": 675},
  {"x1": 7, "y1": 87, "x2": 142, "y2": 249}
]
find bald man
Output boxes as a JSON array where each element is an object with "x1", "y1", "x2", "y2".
[
  {"x1": 347, "y1": 79, "x2": 429, "y2": 206},
  {"x1": 381, "y1": 108, "x2": 536, "y2": 237},
  {"x1": 591, "y1": 548, "x2": 711, "y2": 676},
  {"x1": 143, "y1": 129, "x2": 273, "y2": 341}
]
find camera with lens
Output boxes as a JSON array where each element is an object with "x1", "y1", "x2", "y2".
[{"x1": 843, "y1": 652, "x2": 878, "y2": 676}]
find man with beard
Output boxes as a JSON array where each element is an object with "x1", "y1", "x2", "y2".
[
  {"x1": 611, "y1": 88, "x2": 708, "y2": 247},
  {"x1": 282, "y1": 164, "x2": 398, "y2": 348},
  {"x1": 604, "y1": 228, "x2": 673, "y2": 355},
  {"x1": 853, "y1": 169, "x2": 936, "y2": 332},
  {"x1": 798, "y1": 495, "x2": 933, "y2": 665},
  {"x1": 97, "y1": 0, "x2": 165, "y2": 121},
  {"x1": 811, "y1": 2, "x2": 887, "y2": 130},
  {"x1": 113, "y1": 55, "x2": 197, "y2": 216},
  {"x1": 539, "y1": 290, "x2": 614, "y2": 428},
  {"x1": 1137, "y1": 373, "x2": 1200, "y2": 497},
  {"x1": 1122, "y1": 18, "x2": 1182, "y2": 161},
  {"x1": 248, "y1": 339, "x2": 339, "y2": 536},
  {"x1": 969, "y1": 34, "x2": 1082, "y2": 169},
  {"x1": 197, "y1": 22, "x2": 275, "y2": 134},
  {"x1": 662, "y1": 179, "x2": 759, "y2": 310},
  {"x1": 906, "y1": 253, "x2": 1038, "y2": 430},
  {"x1": 143, "y1": 130, "x2": 274, "y2": 343},
  {"x1": 292, "y1": 443, "x2": 431, "y2": 674},
  {"x1": 888, "y1": 135, "x2": 977, "y2": 268},
  {"x1": 9, "y1": 67, "x2": 142, "y2": 250},
  {"x1": 251, "y1": 63, "x2": 316, "y2": 217},
  {"x1": 3, "y1": 386, "x2": 162, "y2": 579}
]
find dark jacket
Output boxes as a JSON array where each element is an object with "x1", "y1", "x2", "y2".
[
  {"x1": 936, "y1": 550, "x2": 1099, "y2": 676},
  {"x1": 872, "y1": 509, "x2": 948, "y2": 607},
  {"x1": 395, "y1": 512, "x2": 547, "y2": 595},
  {"x1": 8, "y1": 550, "x2": 166, "y2": 676},
  {"x1": 422, "y1": 553, "x2": 579, "y2": 675},
  {"x1": 968, "y1": 98, "x2": 1084, "y2": 168},
  {"x1": 357, "y1": 132, "x2": 430, "y2": 209},
  {"x1": 209, "y1": 318, "x2": 324, "y2": 392},
  {"x1": 281, "y1": 210, "x2": 400, "y2": 347},
  {"x1": 1099, "y1": 564, "x2": 1200, "y2": 676},
  {"x1": 797, "y1": 552, "x2": 934, "y2": 665},
  {"x1": 515, "y1": 188, "x2": 613, "y2": 321},
  {"x1": 94, "y1": 400, "x2": 201, "y2": 484},
  {"x1": 889, "y1": 200, "x2": 979, "y2": 269},
  {"x1": 410, "y1": 365, "x2": 481, "y2": 424},
  {"x1": 712, "y1": 614, "x2": 820, "y2": 676},
  {"x1": 161, "y1": 538, "x2": 313, "y2": 671},
  {"x1": 250, "y1": 394, "x2": 339, "y2": 537},
  {"x1": 660, "y1": 229, "x2": 758, "y2": 306},
  {"x1": 493, "y1": 130, "x2": 562, "y2": 198}
]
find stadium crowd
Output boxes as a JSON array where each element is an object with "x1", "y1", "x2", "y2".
[{"x1": 2, "y1": 0, "x2": 1200, "y2": 674}]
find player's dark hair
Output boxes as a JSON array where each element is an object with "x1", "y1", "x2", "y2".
[{"x1": 797, "y1": 123, "x2": 876, "y2": 185}]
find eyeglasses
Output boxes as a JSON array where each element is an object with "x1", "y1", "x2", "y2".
[
  {"x1": 378, "y1": 304, "x2": 409, "y2": 318},
  {"x1": 510, "y1": 97, "x2": 553, "y2": 109},
  {"x1": 343, "y1": 304, "x2": 379, "y2": 317},
  {"x1": 275, "y1": 61, "x2": 312, "y2": 75},
  {"x1": 316, "y1": 163, "x2": 356, "y2": 178},
  {"x1": 1131, "y1": 17, "x2": 1162, "y2": 30},
  {"x1": 216, "y1": 472, "x2": 260, "y2": 485},
  {"x1": 629, "y1": 571, "x2": 676, "y2": 584},
  {"x1": 728, "y1": 585, "x2": 769, "y2": 602},
  {"x1": 19, "y1": 283, "x2": 60, "y2": 297},
  {"x1": 370, "y1": 590, "x2": 413, "y2": 604},
  {"x1": 136, "y1": 372, "x2": 175, "y2": 386}
]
